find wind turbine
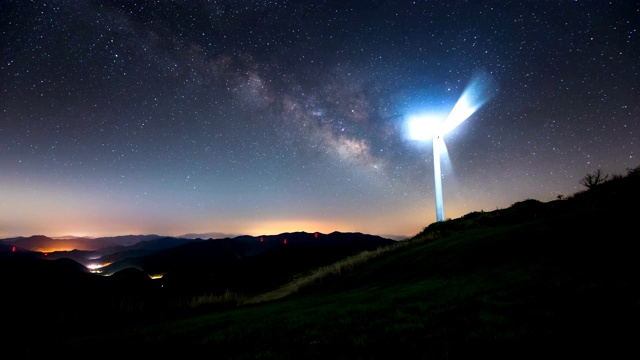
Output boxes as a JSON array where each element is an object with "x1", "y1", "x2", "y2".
[{"x1": 406, "y1": 71, "x2": 497, "y2": 222}]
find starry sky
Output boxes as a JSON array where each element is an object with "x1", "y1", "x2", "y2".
[{"x1": 1, "y1": 1, "x2": 638, "y2": 239}]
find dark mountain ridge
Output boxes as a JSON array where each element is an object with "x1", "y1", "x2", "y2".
[
  {"x1": 0, "y1": 234, "x2": 165, "y2": 252},
  {"x1": 0, "y1": 231, "x2": 396, "y2": 301}
]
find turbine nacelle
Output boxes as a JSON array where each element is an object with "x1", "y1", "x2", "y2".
[
  {"x1": 406, "y1": 88, "x2": 486, "y2": 141},
  {"x1": 406, "y1": 115, "x2": 445, "y2": 141}
]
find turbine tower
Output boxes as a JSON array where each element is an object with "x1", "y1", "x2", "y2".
[{"x1": 407, "y1": 71, "x2": 497, "y2": 222}]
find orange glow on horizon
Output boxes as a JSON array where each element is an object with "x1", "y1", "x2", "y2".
[
  {"x1": 243, "y1": 219, "x2": 354, "y2": 237},
  {"x1": 36, "y1": 247, "x2": 77, "y2": 253}
]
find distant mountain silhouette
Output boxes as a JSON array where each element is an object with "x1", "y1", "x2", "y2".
[
  {"x1": 1, "y1": 230, "x2": 396, "y2": 298},
  {"x1": 379, "y1": 233, "x2": 410, "y2": 241},
  {"x1": 96, "y1": 232, "x2": 396, "y2": 295},
  {"x1": 0, "y1": 234, "x2": 164, "y2": 252},
  {"x1": 178, "y1": 231, "x2": 239, "y2": 239},
  {"x1": 41, "y1": 249, "x2": 103, "y2": 265},
  {"x1": 0, "y1": 230, "x2": 397, "y2": 327},
  {"x1": 95, "y1": 236, "x2": 205, "y2": 272}
]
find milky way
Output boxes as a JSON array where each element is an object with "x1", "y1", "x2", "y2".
[{"x1": 1, "y1": 1, "x2": 638, "y2": 238}]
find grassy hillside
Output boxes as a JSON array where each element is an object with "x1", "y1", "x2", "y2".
[{"x1": 8, "y1": 166, "x2": 640, "y2": 359}]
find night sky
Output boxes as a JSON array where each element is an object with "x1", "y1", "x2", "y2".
[{"x1": 1, "y1": 1, "x2": 638, "y2": 239}]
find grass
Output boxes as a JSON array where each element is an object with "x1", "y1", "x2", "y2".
[
  {"x1": 245, "y1": 240, "x2": 412, "y2": 304},
  {"x1": 188, "y1": 289, "x2": 248, "y2": 308}
]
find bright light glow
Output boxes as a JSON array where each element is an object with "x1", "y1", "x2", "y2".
[
  {"x1": 406, "y1": 115, "x2": 444, "y2": 140},
  {"x1": 406, "y1": 70, "x2": 497, "y2": 223},
  {"x1": 86, "y1": 262, "x2": 111, "y2": 273}
]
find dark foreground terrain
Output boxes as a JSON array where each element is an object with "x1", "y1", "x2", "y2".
[{"x1": 2, "y1": 166, "x2": 640, "y2": 359}]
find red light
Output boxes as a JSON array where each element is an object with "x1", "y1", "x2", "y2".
[
  {"x1": 12, "y1": 246, "x2": 16, "y2": 252},
  {"x1": 314, "y1": 232, "x2": 319, "y2": 238},
  {"x1": 260, "y1": 237, "x2": 264, "y2": 243},
  {"x1": 283, "y1": 238, "x2": 287, "y2": 245}
]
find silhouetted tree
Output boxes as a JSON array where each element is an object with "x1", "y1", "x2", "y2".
[
  {"x1": 579, "y1": 168, "x2": 609, "y2": 189},
  {"x1": 627, "y1": 165, "x2": 640, "y2": 177}
]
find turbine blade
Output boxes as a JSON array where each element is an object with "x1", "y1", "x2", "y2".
[
  {"x1": 437, "y1": 136, "x2": 448, "y2": 159},
  {"x1": 441, "y1": 70, "x2": 498, "y2": 134},
  {"x1": 435, "y1": 136, "x2": 451, "y2": 171}
]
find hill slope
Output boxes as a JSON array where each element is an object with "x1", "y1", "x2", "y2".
[{"x1": 5, "y1": 166, "x2": 640, "y2": 359}]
